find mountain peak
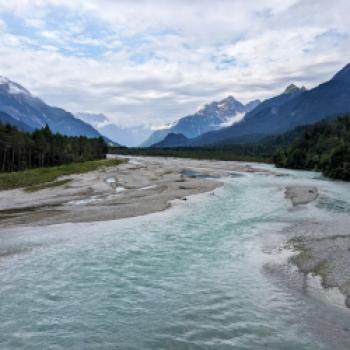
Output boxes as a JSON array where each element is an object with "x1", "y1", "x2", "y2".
[
  {"x1": 0, "y1": 76, "x2": 10, "y2": 84},
  {"x1": 332, "y1": 63, "x2": 350, "y2": 82},
  {"x1": 221, "y1": 95, "x2": 237, "y2": 103},
  {"x1": 283, "y1": 84, "x2": 306, "y2": 94},
  {"x1": 0, "y1": 75, "x2": 103, "y2": 138},
  {"x1": 0, "y1": 76, "x2": 31, "y2": 96},
  {"x1": 216, "y1": 95, "x2": 243, "y2": 110},
  {"x1": 199, "y1": 95, "x2": 241, "y2": 113},
  {"x1": 245, "y1": 99, "x2": 261, "y2": 112}
]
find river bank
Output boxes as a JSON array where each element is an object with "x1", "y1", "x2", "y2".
[
  {"x1": 0, "y1": 156, "x2": 274, "y2": 227},
  {"x1": 261, "y1": 169, "x2": 350, "y2": 312},
  {"x1": 0, "y1": 156, "x2": 348, "y2": 311},
  {"x1": 1, "y1": 156, "x2": 347, "y2": 308},
  {"x1": 0, "y1": 157, "x2": 349, "y2": 349}
]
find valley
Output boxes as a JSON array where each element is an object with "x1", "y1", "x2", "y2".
[{"x1": 0, "y1": 3, "x2": 350, "y2": 348}]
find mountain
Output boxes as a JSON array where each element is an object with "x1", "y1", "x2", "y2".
[
  {"x1": 0, "y1": 111, "x2": 33, "y2": 132},
  {"x1": 75, "y1": 112, "x2": 152, "y2": 147},
  {"x1": 0, "y1": 76, "x2": 103, "y2": 138},
  {"x1": 142, "y1": 96, "x2": 260, "y2": 146},
  {"x1": 332, "y1": 63, "x2": 350, "y2": 82},
  {"x1": 187, "y1": 65, "x2": 350, "y2": 146},
  {"x1": 151, "y1": 133, "x2": 189, "y2": 148},
  {"x1": 141, "y1": 127, "x2": 173, "y2": 147},
  {"x1": 244, "y1": 99, "x2": 261, "y2": 112},
  {"x1": 187, "y1": 84, "x2": 306, "y2": 146}
]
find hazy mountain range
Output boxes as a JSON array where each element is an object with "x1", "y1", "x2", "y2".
[
  {"x1": 189, "y1": 64, "x2": 350, "y2": 146},
  {"x1": 75, "y1": 113, "x2": 152, "y2": 147},
  {"x1": 149, "y1": 84, "x2": 306, "y2": 148},
  {"x1": 152, "y1": 64, "x2": 350, "y2": 148},
  {"x1": 1, "y1": 64, "x2": 350, "y2": 149}
]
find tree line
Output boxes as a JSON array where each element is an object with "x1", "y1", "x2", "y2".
[
  {"x1": 0, "y1": 123, "x2": 107, "y2": 172},
  {"x1": 112, "y1": 114, "x2": 350, "y2": 181},
  {"x1": 110, "y1": 144, "x2": 273, "y2": 163},
  {"x1": 274, "y1": 115, "x2": 350, "y2": 180}
]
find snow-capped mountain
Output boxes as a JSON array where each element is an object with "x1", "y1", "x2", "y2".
[
  {"x1": 142, "y1": 96, "x2": 260, "y2": 146},
  {"x1": 0, "y1": 76, "x2": 32, "y2": 96},
  {"x1": 185, "y1": 63, "x2": 350, "y2": 146},
  {"x1": 0, "y1": 76, "x2": 103, "y2": 138}
]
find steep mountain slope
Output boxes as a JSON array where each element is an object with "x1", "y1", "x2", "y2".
[
  {"x1": 142, "y1": 96, "x2": 260, "y2": 146},
  {"x1": 243, "y1": 84, "x2": 306, "y2": 124},
  {"x1": 189, "y1": 64, "x2": 350, "y2": 146},
  {"x1": 75, "y1": 112, "x2": 152, "y2": 146},
  {"x1": 189, "y1": 84, "x2": 306, "y2": 146},
  {"x1": 151, "y1": 133, "x2": 189, "y2": 148},
  {"x1": 0, "y1": 76, "x2": 102, "y2": 138},
  {"x1": 141, "y1": 128, "x2": 170, "y2": 147},
  {"x1": 0, "y1": 111, "x2": 33, "y2": 132},
  {"x1": 244, "y1": 99, "x2": 261, "y2": 112}
]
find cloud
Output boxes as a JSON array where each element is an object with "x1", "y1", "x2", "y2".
[{"x1": 0, "y1": 0, "x2": 349, "y2": 128}]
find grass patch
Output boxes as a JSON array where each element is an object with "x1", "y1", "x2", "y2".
[{"x1": 0, "y1": 158, "x2": 125, "y2": 191}]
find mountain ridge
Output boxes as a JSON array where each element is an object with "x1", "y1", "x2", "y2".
[
  {"x1": 151, "y1": 133, "x2": 189, "y2": 148},
  {"x1": 185, "y1": 64, "x2": 350, "y2": 146},
  {"x1": 0, "y1": 76, "x2": 104, "y2": 139},
  {"x1": 142, "y1": 96, "x2": 261, "y2": 146}
]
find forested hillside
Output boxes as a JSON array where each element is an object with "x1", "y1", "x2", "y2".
[
  {"x1": 274, "y1": 115, "x2": 350, "y2": 180},
  {"x1": 0, "y1": 123, "x2": 107, "y2": 172}
]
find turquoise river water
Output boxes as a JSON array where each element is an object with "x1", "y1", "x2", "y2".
[{"x1": 0, "y1": 163, "x2": 350, "y2": 349}]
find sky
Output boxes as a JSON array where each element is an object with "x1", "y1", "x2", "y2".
[{"x1": 0, "y1": 0, "x2": 349, "y2": 128}]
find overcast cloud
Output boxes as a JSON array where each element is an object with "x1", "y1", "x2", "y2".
[{"x1": 0, "y1": 0, "x2": 349, "y2": 127}]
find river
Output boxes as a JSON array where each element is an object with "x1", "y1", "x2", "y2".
[{"x1": 0, "y1": 164, "x2": 349, "y2": 349}]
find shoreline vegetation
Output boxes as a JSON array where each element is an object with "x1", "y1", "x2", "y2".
[
  {"x1": 274, "y1": 115, "x2": 350, "y2": 180},
  {"x1": 0, "y1": 123, "x2": 107, "y2": 173},
  {"x1": 0, "y1": 158, "x2": 125, "y2": 191},
  {"x1": 0, "y1": 122, "x2": 126, "y2": 191}
]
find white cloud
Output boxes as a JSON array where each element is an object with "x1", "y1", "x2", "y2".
[
  {"x1": 219, "y1": 112, "x2": 246, "y2": 127},
  {"x1": 0, "y1": 0, "x2": 349, "y2": 128}
]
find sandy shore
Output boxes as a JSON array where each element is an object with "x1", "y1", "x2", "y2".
[
  {"x1": 287, "y1": 216, "x2": 350, "y2": 308},
  {"x1": 0, "y1": 156, "x2": 272, "y2": 227},
  {"x1": 258, "y1": 178, "x2": 350, "y2": 311},
  {"x1": 285, "y1": 185, "x2": 318, "y2": 205},
  {"x1": 279, "y1": 183, "x2": 350, "y2": 309}
]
